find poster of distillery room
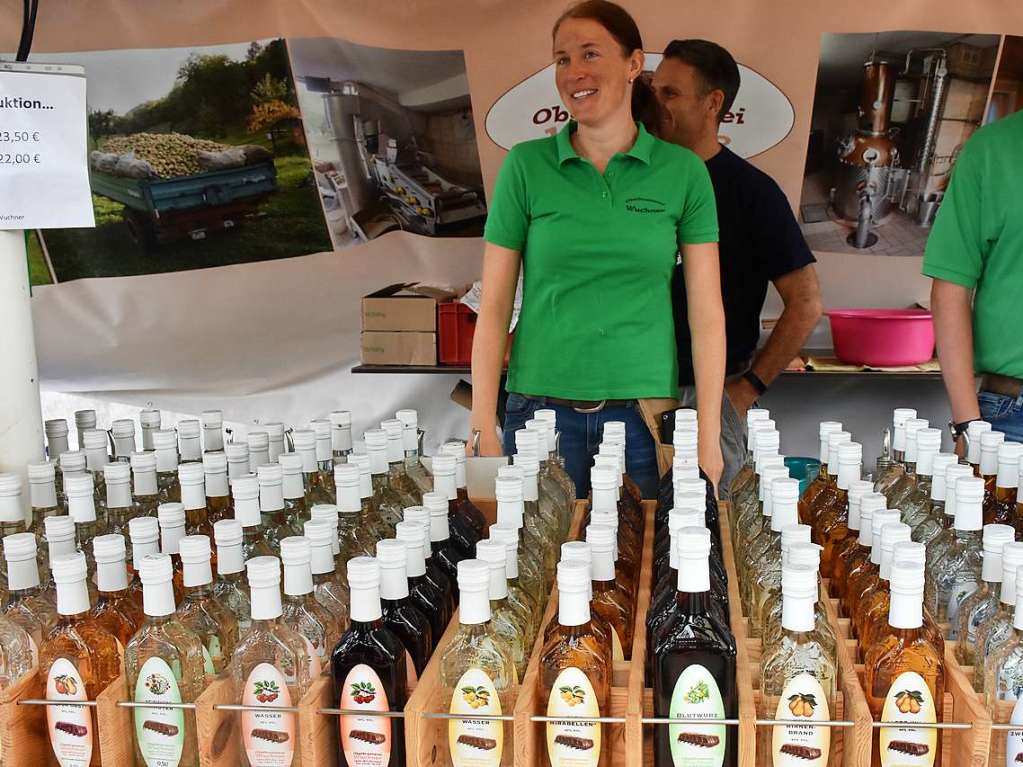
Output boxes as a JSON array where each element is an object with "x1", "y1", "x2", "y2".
[
  {"x1": 288, "y1": 38, "x2": 487, "y2": 249},
  {"x1": 799, "y1": 31, "x2": 1000, "y2": 257}
]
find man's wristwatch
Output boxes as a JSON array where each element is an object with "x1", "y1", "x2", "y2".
[
  {"x1": 742, "y1": 369, "x2": 768, "y2": 396},
  {"x1": 948, "y1": 418, "x2": 979, "y2": 440}
]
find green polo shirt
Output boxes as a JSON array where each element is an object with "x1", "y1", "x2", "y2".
[
  {"x1": 484, "y1": 121, "x2": 718, "y2": 399},
  {"x1": 923, "y1": 108, "x2": 1023, "y2": 378}
]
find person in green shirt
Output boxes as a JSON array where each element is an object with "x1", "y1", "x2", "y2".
[
  {"x1": 923, "y1": 107, "x2": 1023, "y2": 448},
  {"x1": 469, "y1": 0, "x2": 726, "y2": 498}
]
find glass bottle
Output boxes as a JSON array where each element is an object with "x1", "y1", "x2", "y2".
[
  {"x1": 152, "y1": 428, "x2": 181, "y2": 503},
  {"x1": 517, "y1": 427, "x2": 570, "y2": 535},
  {"x1": 157, "y1": 503, "x2": 187, "y2": 603},
  {"x1": 854, "y1": 522, "x2": 912, "y2": 643},
  {"x1": 859, "y1": 541, "x2": 938, "y2": 654},
  {"x1": 304, "y1": 519, "x2": 349, "y2": 631},
  {"x1": 910, "y1": 453, "x2": 959, "y2": 546},
  {"x1": 310, "y1": 506, "x2": 347, "y2": 586},
  {"x1": 735, "y1": 466, "x2": 790, "y2": 588},
  {"x1": 352, "y1": 453, "x2": 388, "y2": 540},
  {"x1": 761, "y1": 562, "x2": 838, "y2": 767},
  {"x1": 844, "y1": 510, "x2": 902, "y2": 621},
  {"x1": 39, "y1": 551, "x2": 120, "y2": 767},
  {"x1": 110, "y1": 419, "x2": 136, "y2": 463},
  {"x1": 280, "y1": 536, "x2": 335, "y2": 677},
  {"x1": 258, "y1": 463, "x2": 294, "y2": 549},
  {"x1": 956, "y1": 524, "x2": 1014, "y2": 664},
  {"x1": 975, "y1": 542, "x2": 1023, "y2": 690},
  {"x1": 924, "y1": 475, "x2": 983, "y2": 629},
  {"x1": 376, "y1": 538, "x2": 434, "y2": 676},
  {"x1": 442, "y1": 442, "x2": 489, "y2": 540},
  {"x1": 28, "y1": 461, "x2": 61, "y2": 541},
  {"x1": 202, "y1": 452, "x2": 231, "y2": 526},
  {"x1": 102, "y1": 462, "x2": 137, "y2": 540},
  {"x1": 601, "y1": 421, "x2": 643, "y2": 508},
  {"x1": 864, "y1": 558, "x2": 944, "y2": 767},
  {"x1": 425, "y1": 490, "x2": 470, "y2": 598},
  {"x1": 656, "y1": 478, "x2": 720, "y2": 575},
  {"x1": 230, "y1": 556, "x2": 313, "y2": 767},
  {"x1": 587, "y1": 524, "x2": 634, "y2": 660},
  {"x1": 56, "y1": 450, "x2": 87, "y2": 514},
  {"x1": 394, "y1": 409, "x2": 430, "y2": 495},
  {"x1": 279, "y1": 453, "x2": 310, "y2": 531},
  {"x1": 657, "y1": 430, "x2": 701, "y2": 533},
  {"x1": 924, "y1": 465, "x2": 976, "y2": 575},
  {"x1": 987, "y1": 442, "x2": 1023, "y2": 527},
  {"x1": 381, "y1": 419, "x2": 420, "y2": 505},
  {"x1": 332, "y1": 556, "x2": 409, "y2": 767},
  {"x1": 329, "y1": 410, "x2": 354, "y2": 465},
  {"x1": 897, "y1": 428, "x2": 942, "y2": 530},
  {"x1": 212, "y1": 520, "x2": 252, "y2": 631},
  {"x1": 734, "y1": 421, "x2": 779, "y2": 521},
  {"x1": 74, "y1": 410, "x2": 98, "y2": 450},
  {"x1": 178, "y1": 462, "x2": 212, "y2": 540},
  {"x1": 476, "y1": 539, "x2": 529, "y2": 679},
  {"x1": 491, "y1": 476, "x2": 546, "y2": 608},
  {"x1": 493, "y1": 527, "x2": 541, "y2": 641},
  {"x1": 797, "y1": 420, "x2": 843, "y2": 525},
  {"x1": 653, "y1": 527, "x2": 737, "y2": 767},
  {"x1": 534, "y1": 408, "x2": 579, "y2": 507},
  {"x1": 979, "y1": 430, "x2": 1006, "y2": 507},
  {"x1": 139, "y1": 408, "x2": 161, "y2": 451},
  {"x1": 833, "y1": 492, "x2": 883, "y2": 603},
  {"x1": 45, "y1": 418, "x2": 70, "y2": 463},
  {"x1": 179, "y1": 534, "x2": 240, "y2": 675},
  {"x1": 984, "y1": 566, "x2": 1023, "y2": 714},
  {"x1": 501, "y1": 459, "x2": 553, "y2": 589},
  {"x1": 806, "y1": 431, "x2": 852, "y2": 538},
  {"x1": 81, "y1": 428, "x2": 111, "y2": 496},
  {"x1": 311, "y1": 419, "x2": 338, "y2": 503},
  {"x1": 828, "y1": 479, "x2": 874, "y2": 597},
  {"x1": 441, "y1": 559, "x2": 516, "y2": 766},
  {"x1": 127, "y1": 517, "x2": 160, "y2": 609},
  {"x1": 336, "y1": 465, "x2": 381, "y2": 556},
  {"x1": 883, "y1": 418, "x2": 928, "y2": 509},
  {"x1": 229, "y1": 475, "x2": 272, "y2": 562},
  {"x1": 265, "y1": 423, "x2": 286, "y2": 465},
  {"x1": 593, "y1": 447, "x2": 643, "y2": 546},
  {"x1": 176, "y1": 419, "x2": 202, "y2": 464},
  {"x1": 761, "y1": 542, "x2": 836, "y2": 654},
  {"x1": 873, "y1": 408, "x2": 916, "y2": 496},
  {"x1": 64, "y1": 474, "x2": 100, "y2": 576},
  {"x1": 225, "y1": 441, "x2": 250, "y2": 485},
  {"x1": 125, "y1": 552, "x2": 205, "y2": 767},
  {"x1": 293, "y1": 429, "x2": 331, "y2": 509},
  {"x1": 201, "y1": 409, "x2": 224, "y2": 454},
  {"x1": 540, "y1": 559, "x2": 611, "y2": 767},
  {"x1": 589, "y1": 467, "x2": 639, "y2": 585},
  {"x1": 246, "y1": 430, "x2": 271, "y2": 472},
  {"x1": 0, "y1": 473, "x2": 27, "y2": 590},
  {"x1": 365, "y1": 430, "x2": 404, "y2": 535},
  {"x1": 747, "y1": 478, "x2": 803, "y2": 630},
  {"x1": 0, "y1": 612, "x2": 33, "y2": 690},
  {"x1": 3, "y1": 532, "x2": 58, "y2": 663},
  {"x1": 130, "y1": 451, "x2": 161, "y2": 519},
  {"x1": 554, "y1": 542, "x2": 614, "y2": 651},
  {"x1": 41, "y1": 517, "x2": 79, "y2": 605},
  {"x1": 965, "y1": 420, "x2": 992, "y2": 476},
  {"x1": 92, "y1": 533, "x2": 144, "y2": 646},
  {"x1": 433, "y1": 455, "x2": 484, "y2": 558},
  {"x1": 735, "y1": 450, "x2": 785, "y2": 556},
  {"x1": 394, "y1": 520, "x2": 450, "y2": 642},
  {"x1": 403, "y1": 507, "x2": 458, "y2": 616}
]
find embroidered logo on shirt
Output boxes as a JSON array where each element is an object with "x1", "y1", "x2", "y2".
[{"x1": 625, "y1": 197, "x2": 666, "y2": 214}]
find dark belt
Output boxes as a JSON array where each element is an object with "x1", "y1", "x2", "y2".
[
  {"x1": 980, "y1": 372, "x2": 1023, "y2": 398},
  {"x1": 545, "y1": 397, "x2": 633, "y2": 413}
]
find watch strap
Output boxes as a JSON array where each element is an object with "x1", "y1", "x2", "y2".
[{"x1": 742, "y1": 369, "x2": 768, "y2": 396}]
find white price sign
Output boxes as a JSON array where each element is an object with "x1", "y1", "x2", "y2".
[{"x1": 0, "y1": 62, "x2": 94, "y2": 230}]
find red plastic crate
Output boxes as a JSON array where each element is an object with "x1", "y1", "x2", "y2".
[{"x1": 438, "y1": 301, "x2": 476, "y2": 365}]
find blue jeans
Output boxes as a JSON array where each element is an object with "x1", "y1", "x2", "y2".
[
  {"x1": 979, "y1": 390, "x2": 1023, "y2": 443},
  {"x1": 502, "y1": 393, "x2": 659, "y2": 499}
]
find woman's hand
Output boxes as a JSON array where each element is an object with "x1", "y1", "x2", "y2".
[
  {"x1": 699, "y1": 429, "x2": 724, "y2": 495},
  {"x1": 467, "y1": 425, "x2": 504, "y2": 457}
]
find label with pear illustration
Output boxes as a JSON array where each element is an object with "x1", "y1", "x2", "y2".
[
  {"x1": 668, "y1": 664, "x2": 726, "y2": 767},
  {"x1": 879, "y1": 671, "x2": 937, "y2": 767},
  {"x1": 133, "y1": 656, "x2": 186, "y2": 766},
  {"x1": 46, "y1": 657, "x2": 92, "y2": 767},
  {"x1": 772, "y1": 673, "x2": 830, "y2": 766},
  {"x1": 546, "y1": 666, "x2": 601, "y2": 767},
  {"x1": 1005, "y1": 696, "x2": 1023, "y2": 767},
  {"x1": 448, "y1": 668, "x2": 503, "y2": 767}
]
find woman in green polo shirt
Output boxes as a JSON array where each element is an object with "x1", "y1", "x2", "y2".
[{"x1": 470, "y1": 0, "x2": 726, "y2": 498}]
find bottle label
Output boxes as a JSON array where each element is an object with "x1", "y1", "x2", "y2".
[
  {"x1": 241, "y1": 662, "x2": 296, "y2": 767},
  {"x1": 301, "y1": 635, "x2": 322, "y2": 678},
  {"x1": 610, "y1": 626, "x2": 624, "y2": 663},
  {"x1": 668, "y1": 663, "x2": 726, "y2": 767},
  {"x1": 339, "y1": 664, "x2": 392, "y2": 767},
  {"x1": 879, "y1": 671, "x2": 938, "y2": 767},
  {"x1": 1006, "y1": 696, "x2": 1023, "y2": 767},
  {"x1": 545, "y1": 666, "x2": 601, "y2": 767},
  {"x1": 133, "y1": 656, "x2": 186, "y2": 767},
  {"x1": 448, "y1": 668, "x2": 503, "y2": 767},
  {"x1": 771, "y1": 672, "x2": 831, "y2": 766},
  {"x1": 45, "y1": 657, "x2": 93, "y2": 767},
  {"x1": 946, "y1": 579, "x2": 978, "y2": 635}
]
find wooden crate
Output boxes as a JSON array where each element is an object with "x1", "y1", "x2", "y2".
[{"x1": 0, "y1": 667, "x2": 47, "y2": 762}]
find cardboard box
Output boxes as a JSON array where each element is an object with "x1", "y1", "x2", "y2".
[
  {"x1": 361, "y1": 331, "x2": 437, "y2": 366},
  {"x1": 361, "y1": 283, "x2": 457, "y2": 332}
]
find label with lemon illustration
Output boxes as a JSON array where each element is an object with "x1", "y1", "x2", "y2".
[
  {"x1": 879, "y1": 671, "x2": 937, "y2": 767},
  {"x1": 448, "y1": 668, "x2": 503, "y2": 767},
  {"x1": 546, "y1": 666, "x2": 601, "y2": 767},
  {"x1": 772, "y1": 673, "x2": 830, "y2": 766},
  {"x1": 46, "y1": 657, "x2": 92, "y2": 767},
  {"x1": 668, "y1": 664, "x2": 726, "y2": 767},
  {"x1": 1005, "y1": 696, "x2": 1023, "y2": 767}
]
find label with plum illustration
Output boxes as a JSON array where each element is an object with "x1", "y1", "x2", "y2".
[
  {"x1": 668, "y1": 664, "x2": 726, "y2": 767},
  {"x1": 339, "y1": 664, "x2": 391, "y2": 766},
  {"x1": 241, "y1": 663, "x2": 295, "y2": 767},
  {"x1": 46, "y1": 657, "x2": 92, "y2": 767},
  {"x1": 879, "y1": 671, "x2": 937, "y2": 767},
  {"x1": 133, "y1": 656, "x2": 186, "y2": 767},
  {"x1": 546, "y1": 666, "x2": 601, "y2": 767},
  {"x1": 771, "y1": 673, "x2": 830, "y2": 766},
  {"x1": 448, "y1": 668, "x2": 503, "y2": 767}
]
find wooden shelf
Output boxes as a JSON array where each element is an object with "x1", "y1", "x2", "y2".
[{"x1": 351, "y1": 364, "x2": 942, "y2": 379}]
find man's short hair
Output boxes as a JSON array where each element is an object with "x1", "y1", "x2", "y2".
[{"x1": 662, "y1": 39, "x2": 741, "y2": 123}]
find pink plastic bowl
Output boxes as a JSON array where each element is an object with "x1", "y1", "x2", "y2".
[{"x1": 825, "y1": 308, "x2": 935, "y2": 367}]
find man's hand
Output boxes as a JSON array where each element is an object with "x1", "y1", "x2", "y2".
[
  {"x1": 724, "y1": 377, "x2": 758, "y2": 419},
  {"x1": 954, "y1": 433, "x2": 968, "y2": 460}
]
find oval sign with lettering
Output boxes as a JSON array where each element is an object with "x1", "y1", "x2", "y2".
[{"x1": 485, "y1": 53, "x2": 794, "y2": 159}]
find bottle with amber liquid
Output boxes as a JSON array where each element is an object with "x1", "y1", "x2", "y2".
[
  {"x1": 854, "y1": 522, "x2": 912, "y2": 643},
  {"x1": 202, "y1": 452, "x2": 231, "y2": 526},
  {"x1": 100, "y1": 463, "x2": 137, "y2": 541},
  {"x1": 152, "y1": 429, "x2": 181, "y2": 503},
  {"x1": 39, "y1": 551, "x2": 120, "y2": 767},
  {"x1": 130, "y1": 451, "x2": 161, "y2": 518},
  {"x1": 179, "y1": 534, "x2": 240, "y2": 675},
  {"x1": 979, "y1": 430, "x2": 1005, "y2": 503},
  {"x1": 292, "y1": 429, "x2": 330, "y2": 509},
  {"x1": 332, "y1": 556, "x2": 409, "y2": 767},
  {"x1": 91, "y1": 534, "x2": 144, "y2": 646},
  {"x1": 806, "y1": 431, "x2": 851, "y2": 540},
  {"x1": 858, "y1": 540, "x2": 937, "y2": 654},
  {"x1": 587, "y1": 524, "x2": 634, "y2": 659},
  {"x1": 986, "y1": 442, "x2": 1022, "y2": 527},
  {"x1": 843, "y1": 510, "x2": 902, "y2": 622},
  {"x1": 541, "y1": 559, "x2": 612, "y2": 767},
  {"x1": 4, "y1": 532, "x2": 58, "y2": 662},
  {"x1": 653, "y1": 527, "x2": 737, "y2": 767},
  {"x1": 864, "y1": 557, "x2": 944, "y2": 767},
  {"x1": 828, "y1": 480, "x2": 875, "y2": 596},
  {"x1": 157, "y1": 503, "x2": 187, "y2": 604},
  {"x1": 179, "y1": 462, "x2": 213, "y2": 540},
  {"x1": 817, "y1": 442, "x2": 862, "y2": 580},
  {"x1": 883, "y1": 418, "x2": 928, "y2": 509},
  {"x1": 964, "y1": 421, "x2": 992, "y2": 476},
  {"x1": 798, "y1": 421, "x2": 844, "y2": 524},
  {"x1": 126, "y1": 517, "x2": 160, "y2": 609},
  {"x1": 376, "y1": 538, "x2": 433, "y2": 677},
  {"x1": 64, "y1": 474, "x2": 100, "y2": 576},
  {"x1": 177, "y1": 419, "x2": 202, "y2": 464},
  {"x1": 280, "y1": 536, "x2": 335, "y2": 677},
  {"x1": 873, "y1": 408, "x2": 917, "y2": 496}
]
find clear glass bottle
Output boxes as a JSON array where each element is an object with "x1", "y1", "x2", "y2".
[
  {"x1": 201, "y1": 409, "x2": 224, "y2": 454},
  {"x1": 365, "y1": 430, "x2": 404, "y2": 536},
  {"x1": 738, "y1": 469, "x2": 797, "y2": 604},
  {"x1": 246, "y1": 430, "x2": 271, "y2": 472},
  {"x1": 310, "y1": 505, "x2": 347, "y2": 586},
  {"x1": 258, "y1": 463, "x2": 295, "y2": 549},
  {"x1": 352, "y1": 453, "x2": 388, "y2": 541},
  {"x1": 230, "y1": 556, "x2": 313, "y2": 767},
  {"x1": 64, "y1": 474, "x2": 100, "y2": 576},
  {"x1": 102, "y1": 462, "x2": 137, "y2": 540},
  {"x1": 975, "y1": 541, "x2": 1023, "y2": 690},
  {"x1": 733, "y1": 421, "x2": 778, "y2": 522},
  {"x1": 987, "y1": 442, "x2": 1023, "y2": 528},
  {"x1": 304, "y1": 519, "x2": 349, "y2": 632},
  {"x1": 311, "y1": 419, "x2": 338, "y2": 504},
  {"x1": 0, "y1": 612, "x2": 33, "y2": 690},
  {"x1": 394, "y1": 521, "x2": 450, "y2": 644},
  {"x1": 433, "y1": 455, "x2": 484, "y2": 559},
  {"x1": 984, "y1": 566, "x2": 1023, "y2": 713},
  {"x1": 884, "y1": 418, "x2": 928, "y2": 509},
  {"x1": 139, "y1": 408, "x2": 161, "y2": 451},
  {"x1": 56, "y1": 450, "x2": 87, "y2": 514},
  {"x1": 157, "y1": 503, "x2": 187, "y2": 604},
  {"x1": 264, "y1": 423, "x2": 286, "y2": 465},
  {"x1": 178, "y1": 462, "x2": 213, "y2": 540},
  {"x1": 0, "y1": 473, "x2": 27, "y2": 591},
  {"x1": 492, "y1": 476, "x2": 546, "y2": 609},
  {"x1": 225, "y1": 441, "x2": 250, "y2": 485},
  {"x1": 110, "y1": 419, "x2": 136, "y2": 463},
  {"x1": 130, "y1": 451, "x2": 161, "y2": 519},
  {"x1": 3, "y1": 532, "x2": 58, "y2": 663},
  {"x1": 152, "y1": 428, "x2": 181, "y2": 503},
  {"x1": 924, "y1": 465, "x2": 976, "y2": 575},
  {"x1": 761, "y1": 562, "x2": 838, "y2": 767},
  {"x1": 761, "y1": 542, "x2": 836, "y2": 654},
  {"x1": 293, "y1": 429, "x2": 331, "y2": 509},
  {"x1": 81, "y1": 428, "x2": 112, "y2": 492},
  {"x1": 279, "y1": 453, "x2": 309, "y2": 532},
  {"x1": 381, "y1": 419, "x2": 420, "y2": 505},
  {"x1": 39, "y1": 551, "x2": 121, "y2": 767},
  {"x1": 396, "y1": 408, "x2": 432, "y2": 496},
  {"x1": 179, "y1": 534, "x2": 240, "y2": 675},
  {"x1": 736, "y1": 448, "x2": 785, "y2": 556},
  {"x1": 797, "y1": 420, "x2": 843, "y2": 526},
  {"x1": 476, "y1": 539, "x2": 529, "y2": 678},
  {"x1": 376, "y1": 538, "x2": 433, "y2": 676},
  {"x1": 441, "y1": 559, "x2": 516, "y2": 766},
  {"x1": 534, "y1": 408, "x2": 579, "y2": 508},
  {"x1": 41, "y1": 517, "x2": 79, "y2": 605},
  {"x1": 230, "y1": 475, "x2": 273, "y2": 562},
  {"x1": 202, "y1": 452, "x2": 231, "y2": 526},
  {"x1": 212, "y1": 519, "x2": 252, "y2": 631},
  {"x1": 74, "y1": 410, "x2": 97, "y2": 449},
  {"x1": 864, "y1": 558, "x2": 944, "y2": 767},
  {"x1": 127, "y1": 517, "x2": 161, "y2": 610},
  {"x1": 125, "y1": 552, "x2": 205, "y2": 767},
  {"x1": 335, "y1": 465, "x2": 381, "y2": 556},
  {"x1": 442, "y1": 443, "x2": 489, "y2": 541},
  {"x1": 518, "y1": 426, "x2": 570, "y2": 534},
  {"x1": 45, "y1": 418, "x2": 70, "y2": 463},
  {"x1": 911, "y1": 454, "x2": 960, "y2": 546},
  {"x1": 872, "y1": 408, "x2": 916, "y2": 495},
  {"x1": 92, "y1": 533, "x2": 145, "y2": 646},
  {"x1": 652, "y1": 528, "x2": 737, "y2": 767},
  {"x1": 177, "y1": 419, "x2": 202, "y2": 464},
  {"x1": 280, "y1": 536, "x2": 335, "y2": 677},
  {"x1": 329, "y1": 410, "x2": 354, "y2": 465},
  {"x1": 956, "y1": 524, "x2": 1014, "y2": 664},
  {"x1": 747, "y1": 478, "x2": 803, "y2": 630},
  {"x1": 28, "y1": 461, "x2": 61, "y2": 542},
  {"x1": 979, "y1": 430, "x2": 1006, "y2": 508},
  {"x1": 898, "y1": 428, "x2": 942, "y2": 530},
  {"x1": 924, "y1": 476, "x2": 984, "y2": 629},
  {"x1": 493, "y1": 527, "x2": 541, "y2": 642},
  {"x1": 965, "y1": 420, "x2": 992, "y2": 476}
]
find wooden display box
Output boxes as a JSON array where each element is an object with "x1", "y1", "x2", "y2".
[{"x1": 0, "y1": 667, "x2": 47, "y2": 762}]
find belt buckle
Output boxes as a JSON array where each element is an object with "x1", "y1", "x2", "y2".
[{"x1": 573, "y1": 399, "x2": 606, "y2": 414}]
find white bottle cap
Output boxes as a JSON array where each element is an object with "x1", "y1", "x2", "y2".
[
  {"x1": 179, "y1": 534, "x2": 214, "y2": 587},
  {"x1": 93, "y1": 533, "x2": 129, "y2": 592},
  {"x1": 46, "y1": 418, "x2": 69, "y2": 438},
  {"x1": 4, "y1": 532, "x2": 40, "y2": 591},
  {"x1": 891, "y1": 408, "x2": 917, "y2": 451},
  {"x1": 458, "y1": 559, "x2": 492, "y2": 625},
  {"x1": 1002, "y1": 542, "x2": 1023, "y2": 605},
  {"x1": 330, "y1": 410, "x2": 355, "y2": 453},
  {"x1": 65, "y1": 474, "x2": 97, "y2": 523},
  {"x1": 0, "y1": 473, "x2": 23, "y2": 523},
  {"x1": 967, "y1": 421, "x2": 993, "y2": 465},
  {"x1": 111, "y1": 419, "x2": 135, "y2": 439},
  {"x1": 944, "y1": 464, "x2": 975, "y2": 519},
  {"x1": 46, "y1": 515, "x2": 76, "y2": 543},
  {"x1": 59, "y1": 450, "x2": 87, "y2": 474},
  {"x1": 781, "y1": 562, "x2": 817, "y2": 632},
  {"x1": 746, "y1": 408, "x2": 770, "y2": 429},
  {"x1": 348, "y1": 556, "x2": 383, "y2": 622},
  {"x1": 103, "y1": 461, "x2": 131, "y2": 483},
  {"x1": 754, "y1": 429, "x2": 781, "y2": 460},
  {"x1": 488, "y1": 525, "x2": 522, "y2": 578},
  {"x1": 476, "y1": 539, "x2": 509, "y2": 600},
  {"x1": 912, "y1": 428, "x2": 941, "y2": 475},
  {"x1": 1013, "y1": 567, "x2": 1023, "y2": 632},
  {"x1": 770, "y1": 477, "x2": 800, "y2": 532},
  {"x1": 981, "y1": 524, "x2": 1016, "y2": 582},
  {"x1": 879, "y1": 523, "x2": 912, "y2": 580},
  {"x1": 676, "y1": 527, "x2": 712, "y2": 593},
  {"x1": 307, "y1": 419, "x2": 332, "y2": 462},
  {"x1": 201, "y1": 409, "x2": 223, "y2": 428},
  {"x1": 780, "y1": 524, "x2": 812, "y2": 554},
  {"x1": 176, "y1": 419, "x2": 200, "y2": 439},
  {"x1": 225, "y1": 442, "x2": 249, "y2": 473},
  {"x1": 158, "y1": 502, "x2": 187, "y2": 555},
  {"x1": 557, "y1": 559, "x2": 592, "y2": 627},
  {"x1": 395, "y1": 522, "x2": 428, "y2": 577},
  {"x1": 816, "y1": 421, "x2": 843, "y2": 463},
  {"x1": 257, "y1": 463, "x2": 285, "y2": 512},
  {"x1": 902, "y1": 419, "x2": 929, "y2": 462},
  {"x1": 891, "y1": 540, "x2": 926, "y2": 568},
  {"x1": 869, "y1": 510, "x2": 902, "y2": 564},
  {"x1": 248, "y1": 431, "x2": 270, "y2": 450},
  {"x1": 998, "y1": 443, "x2": 1023, "y2": 489},
  {"x1": 834, "y1": 442, "x2": 862, "y2": 490},
  {"x1": 859, "y1": 492, "x2": 882, "y2": 548},
  {"x1": 52, "y1": 551, "x2": 90, "y2": 616},
  {"x1": 247, "y1": 556, "x2": 284, "y2": 620},
  {"x1": 514, "y1": 428, "x2": 540, "y2": 456},
  {"x1": 139, "y1": 408, "x2": 161, "y2": 428},
  {"x1": 846, "y1": 479, "x2": 874, "y2": 531},
  {"x1": 953, "y1": 476, "x2": 984, "y2": 531},
  {"x1": 826, "y1": 432, "x2": 852, "y2": 468},
  {"x1": 28, "y1": 460, "x2": 56, "y2": 482},
  {"x1": 129, "y1": 515, "x2": 159, "y2": 544},
  {"x1": 760, "y1": 465, "x2": 791, "y2": 509},
  {"x1": 380, "y1": 419, "x2": 405, "y2": 463},
  {"x1": 424, "y1": 491, "x2": 451, "y2": 543},
  {"x1": 304, "y1": 520, "x2": 336, "y2": 575},
  {"x1": 784, "y1": 541, "x2": 821, "y2": 569},
  {"x1": 376, "y1": 539, "x2": 410, "y2": 601},
  {"x1": 888, "y1": 558, "x2": 925, "y2": 628},
  {"x1": 494, "y1": 475, "x2": 523, "y2": 503},
  {"x1": 980, "y1": 431, "x2": 1006, "y2": 476},
  {"x1": 280, "y1": 536, "x2": 314, "y2": 597},
  {"x1": 363, "y1": 429, "x2": 389, "y2": 475},
  {"x1": 749, "y1": 420, "x2": 777, "y2": 454},
  {"x1": 81, "y1": 428, "x2": 106, "y2": 450},
  {"x1": 673, "y1": 428, "x2": 698, "y2": 459},
  {"x1": 213, "y1": 519, "x2": 245, "y2": 575}
]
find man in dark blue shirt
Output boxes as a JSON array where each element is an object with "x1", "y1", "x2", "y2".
[{"x1": 652, "y1": 39, "x2": 823, "y2": 497}]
